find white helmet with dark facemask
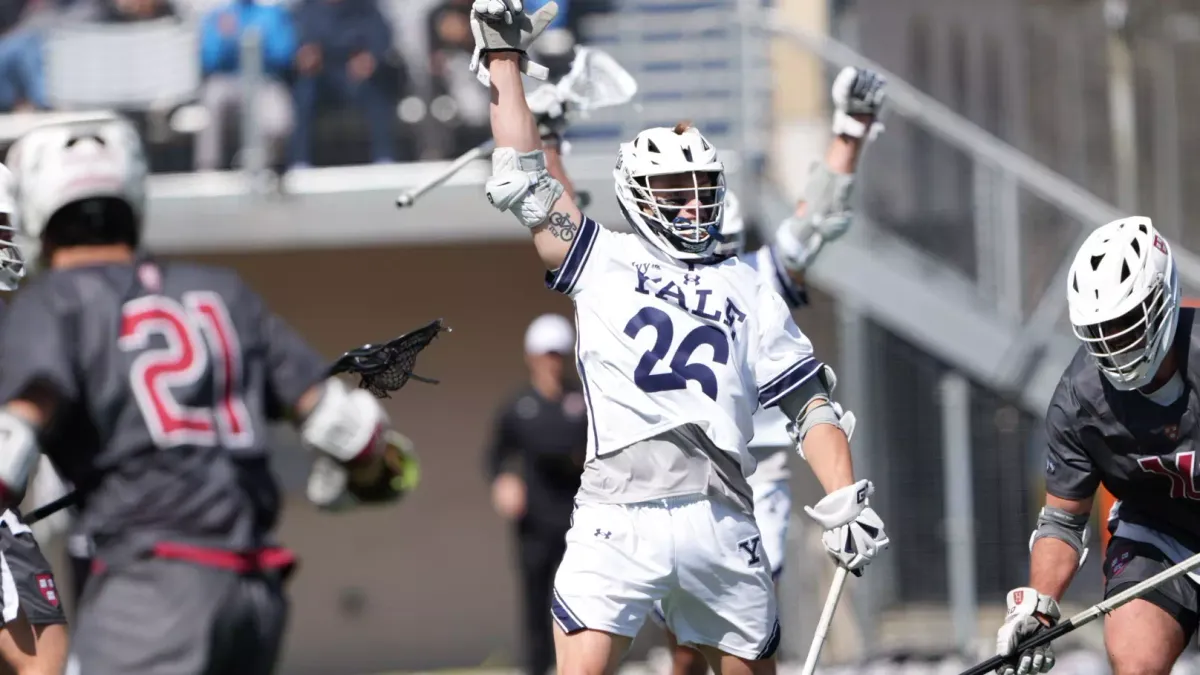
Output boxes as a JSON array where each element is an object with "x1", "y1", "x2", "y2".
[
  {"x1": 6, "y1": 116, "x2": 147, "y2": 257},
  {"x1": 0, "y1": 163, "x2": 26, "y2": 291},
  {"x1": 1067, "y1": 216, "x2": 1181, "y2": 391},
  {"x1": 613, "y1": 122, "x2": 726, "y2": 261}
]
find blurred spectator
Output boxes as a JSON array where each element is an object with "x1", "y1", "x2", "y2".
[
  {"x1": 425, "y1": 0, "x2": 489, "y2": 156},
  {"x1": 0, "y1": 0, "x2": 47, "y2": 112},
  {"x1": 486, "y1": 314, "x2": 586, "y2": 675},
  {"x1": 290, "y1": 0, "x2": 394, "y2": 167},
  {"x1": 195, "y1": 0, "x2": 296, "y2": 171}
]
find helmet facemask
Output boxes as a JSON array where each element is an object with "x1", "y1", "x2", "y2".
[
  {"x1": 1073, "y1": 270, "x2": 1178, "y2": 390},
  {"x1": 628, "y1": 169, "x2": 725, "y2": 257},
  {"x1": 0, "y1": 212, "x2": 26, "y2": 291}
]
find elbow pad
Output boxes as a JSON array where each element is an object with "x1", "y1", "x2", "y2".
[
  {"x1": 485, "y1": 147, "x2": 565, "y2": 229},
  {"x1": 300, "y1": 378, "x2": 388, "y2": 464},
  {"x1": 1029, "y1": 505, "x2": 1090, "y2": 569},
  {"x1": 0, "y1": 410, "x2": 38, "y2": 506},
  {"x1": 774, "y1": 163, "x2": 856, "y2": 272},
  {"x1": 783, "y1": 365, "x2": 857, "y2": 457}
]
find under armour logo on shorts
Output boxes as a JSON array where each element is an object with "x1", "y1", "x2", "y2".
[
  {"x1": 594, "y1": 528, "x2": 611, "y2": 539},
  {"x1": 738, "y1": 535, "x2": 762, "y2": 566}
]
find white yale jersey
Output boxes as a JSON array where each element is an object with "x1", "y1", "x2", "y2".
[{"x1": 545, "y1": 217, "x2": 822, "y2": 481}]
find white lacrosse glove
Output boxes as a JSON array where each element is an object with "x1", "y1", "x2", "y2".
[
  {"x1": 526, "y1": 83, "x2": 571, "y2": 144},
  {"x1": 831, "y1": 66, "x2": 887, "y2": 141},
  {"x1": 469, "y1": 0, "x2": 559, "y2": 86},
  {"x1": 995, "y1": 588, "x2": 1060, "y2": 675},
  {"x1": 804, "y1": 479, "x2": 889, "y2": 576}
]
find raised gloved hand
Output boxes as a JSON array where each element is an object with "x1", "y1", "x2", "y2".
[
  {"x1": 804, "y1": 479, "x2": 889, "y2": 576},
  {"x1": 469, "y1": 0, "x2": 559, "y2": 86},
  {"x1": 995, "y1": 588, "x2": 1060, "y2": 675},
  {"x1": 526, "y1": 82, "x2": 571, "y2": 143},
  {"x1": 830, "y1": 66, "x2": 887, "y2": 141},
  {"x1": 306, "y1": 430, "x2": 420, "y2": 511}
]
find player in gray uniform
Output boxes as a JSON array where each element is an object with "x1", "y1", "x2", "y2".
[
  {"x1": 0, "y1": 116, "x2": 415, "y2": 675},
  {"x1": 0, "y1": 163, "x2": 70, "y2": 675},
  {"x1": 994, "y1": 217, "x2": 1199, "y2": 675}
]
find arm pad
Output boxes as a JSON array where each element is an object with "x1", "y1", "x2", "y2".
[
  {"x1": 774, "y1": 163, "x2": 856, "y2": 272},
  {"x1": 486, "y1": 147, "x2": 566, "y2": 228},
  {"x1": 299, "y1": 378, "x2": 388, "y2": 464},
  {"x1": 1029, "y1": 505, "x2": 1090, "y2": 568}
]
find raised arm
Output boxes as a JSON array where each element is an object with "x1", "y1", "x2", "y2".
[
  {"x1": 773, "y1": 66, "x2": 886, "y2": 282},
  {"x1": 479, "y1": 9, "x2": 583, "y2": 272}
]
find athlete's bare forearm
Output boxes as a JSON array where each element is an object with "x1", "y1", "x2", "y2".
[
  {"x1": 487, "y1": 53, "x2": 541, "y2": 153},
  {"x1": 803, "y1": 421, "x2": 855, "y2": 493},
  {"x1": 1029, "y1": 494, "x2": 1092, "y2": 600}
]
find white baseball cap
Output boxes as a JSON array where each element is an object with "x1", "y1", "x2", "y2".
[{"x1": 525, "y1": 313, "x2": 575, "y2": 355}]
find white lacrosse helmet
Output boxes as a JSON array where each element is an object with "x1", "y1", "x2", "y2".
[
  {"x1": 613, "y1": 122, "x2": 726, "y2": 260},
  {"x1": 1067, "y1": 216, "x2": 1181, "y2": 391},
  {"x1": 0, "y1": 163, "x2": 26, "y2": 291},
  {"x1": 6, "y1": 115, "x2": 147, "y2": 250},
  {"x1": 714, "y1": 190, "x2": 744, "y2": 258}
]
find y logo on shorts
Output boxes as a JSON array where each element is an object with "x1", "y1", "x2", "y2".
[{"x1": 738, "y1": 535, "x2": 762, "y2": 566}]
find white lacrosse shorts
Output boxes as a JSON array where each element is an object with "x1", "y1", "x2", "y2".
[
  {"x1": 751, "y1": 479, "x2": 792, "y2": 580},
  {"x1": 552, "y1": 495, "x2": 781, "y2": 660}
]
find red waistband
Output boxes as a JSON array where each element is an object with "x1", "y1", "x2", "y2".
[{"x1": 91, "y1": 543, "x2": 297, "y2": 575}]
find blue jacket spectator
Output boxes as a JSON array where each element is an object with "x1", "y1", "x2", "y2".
[
  {"x1": 194, "y1": 0, "x2": 297, "y2": 172},
  {"x1": 200, "y1": 0, "x2": 295, "y2": 77}
]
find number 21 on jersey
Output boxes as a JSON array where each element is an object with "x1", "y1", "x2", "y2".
[{"x1": 119, "y1": 292, "x2": 254, "y2": 450}]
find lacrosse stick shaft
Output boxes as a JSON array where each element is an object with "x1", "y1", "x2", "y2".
[
  {"x1": 395, "y1": 139, "x2": 495, "y2": 208},
  {"x1": 23, "y1": 490, "x2": 79, "y2": 525},
  {"x1": 801, "y1": 565, "x2": 849, "y2": 675},
  {"x1": 958, "y1": 549, "x2": 1200, "y2": 675}
]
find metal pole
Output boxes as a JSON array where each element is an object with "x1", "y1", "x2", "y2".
[
  {"x1": 836, "y1": 299, "x2": 885, "y2": 656},
  {"x1": 1105, "y1": 0, "x2": 1138, "y2": 213},
  {"x1": 940, "y1": 371, "x2": 978, "y2": 657},
  {"x1": 239, "y1": 26, "x2": 266, "y2": 182}
]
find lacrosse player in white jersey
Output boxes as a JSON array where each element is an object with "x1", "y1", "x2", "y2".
[
  {"x1": 468, "y1": 4, "x2": 890, "y2": 675},
  {"x1": 661, "y1": 67, "x2": 886, "y2": 675}
]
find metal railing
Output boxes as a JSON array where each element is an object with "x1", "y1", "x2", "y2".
[{"x1": 745, "y1": 6, "x2": 1200, "y2": 390}]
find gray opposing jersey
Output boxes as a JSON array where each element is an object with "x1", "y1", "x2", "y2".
[
  {"x1": 0, "y1": 257, "x2": 328, "y2": 559},
  {"x1": 1045, "y1": 308, "x2": 1200, "y2": 549}
]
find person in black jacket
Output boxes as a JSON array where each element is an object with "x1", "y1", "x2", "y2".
[{"x1": 487, "y1": 313, "x2": 587, "y2": 675}]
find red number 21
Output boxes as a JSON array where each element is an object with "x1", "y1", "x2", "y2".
[{"x1": 119, "y1": 292, "x2": 254, "y2": 450}]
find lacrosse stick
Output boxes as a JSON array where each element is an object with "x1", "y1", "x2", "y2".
[
  {"x1": 395, "y1": 46, "x2": 637, "y2": 209},
  {"x1": 22, "y1": 319, "x2": 450, "y2": 525},
  {"x1": 801, "y1": 559, "x2": 850, "y2": 674},
  {"x1": 959, "y1": 548, "x2": 1200, "y2": 675}
]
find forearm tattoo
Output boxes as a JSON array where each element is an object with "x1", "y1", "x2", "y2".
[{"x1": 546, "y1": 211, "x2": 578, "y2": 242}]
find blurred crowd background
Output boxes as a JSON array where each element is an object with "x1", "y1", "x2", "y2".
[
  {"x1": 0, "y1": 0, "x2": 607, "y2": 171},
  {"x1": 14, "y1": 0, "x2": 1200, "y2": 673}
]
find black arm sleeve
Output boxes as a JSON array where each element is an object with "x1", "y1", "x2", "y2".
[
  {"x1": 1044, "y1": 394, "x2": 1101, "y2": 501},
  {"x1": 0, "y1": 283, "x2": 79, "y2": 405},
  {"x1": 485, "y1": 405, "x2": 519, "y2": 480}
]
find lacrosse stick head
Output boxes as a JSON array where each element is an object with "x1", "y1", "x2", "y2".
[
  {"x1": 554, "y1": 46, "x2": 638, "y2": 115},
  {"x1": 329, "y1": 319, "x2": 449, "y2": 398}
]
